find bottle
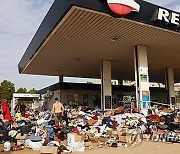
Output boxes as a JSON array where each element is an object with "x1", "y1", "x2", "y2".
[{"x1": 4, "y1": 141, "x2": 11, "y2": 152}]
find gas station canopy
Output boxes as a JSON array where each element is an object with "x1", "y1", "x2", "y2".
[{"x1": 18, "y1": 0, "x2": 180, "y2": 83}]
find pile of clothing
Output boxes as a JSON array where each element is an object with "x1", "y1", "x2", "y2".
[{"x1": 0, "y1": 106, "x2": 180, "y2": 153}]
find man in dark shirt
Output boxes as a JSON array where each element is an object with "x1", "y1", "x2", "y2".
[{"x1": 20, "y1": 103, "x2": 26, "y2": 117}]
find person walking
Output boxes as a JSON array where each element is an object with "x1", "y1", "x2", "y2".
[{"x1": 52, "y1": 98, "x2": 64, "y2": 126}]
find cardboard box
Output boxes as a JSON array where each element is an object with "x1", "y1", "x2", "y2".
[
  {"x1": 67, "y1": 133, "x2": 85, "y2": 145},
  {"x1": 98, "y1": 137, "x2": 107, "y2": 142},
  {"x1": 143, "y1": 134, "x2": 151, "y2": 141},
  {"x1": 90, "y1": 137, "x2": 99, "y2": 143},
  {"x1": 15, "y1": 133, "x2": 27, "y2": 140},
  {"x1": 60, "y1": 139, "x2": 67, "y2": 146},
  {"x1": 67, "y1": 133, "x2": 75, "y2": 145},
  {"x1": 112, "y1": 131, "x2": 117, "y2": 134},
  {"x1": 40, "y1": 146, "x2": 58, "y2": 154},
  {"x1": 84, "y1": 141, "x2": 92, "y2": 147},
  {"x1": 54, "y1": 137, "x2": 67, "y2": 146},
  {"x1": 174, "y1": 117, "x2": 179, "y2": 123},
  {"x1": 68, "y1": 141, "x2": 85, "y2": 152},
  {"x1": 107, "y1": 129, "x2": 113, "y2": 135},
  {"x1": 75, "y1": 134, "x2": 86, "y2": 142},
  {"x1": 54, "y1": 136, "x2": 61, "y2": 142},
  {"x1": 67, "y1": 133, "x2": 85, "y2": 152},
  {"x1": 117, "y1": 131, "x2": 127, "y2": 143},
  {"x1": 104, "y1": 110, "x2": 115, "y2": 116},
  {"x1": 112, "y1": 130, "x2": 118, "y2": 135},
  {"x1": 17, "y1": 139, "x2": 25, "y2": 146},
  {"x1": 87, "y1": 119, "x2": 97, "y2": 126}
]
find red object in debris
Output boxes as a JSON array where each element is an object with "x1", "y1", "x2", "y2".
[
  {"x1": 74, "y1": 127, "x2": 80, "y2": 135},
  {"x1": 55, "y1": 125, "x2": 62, "y2": 129},
  {"x1": 95, "y1": 127, "x2": 101, "y2": 132},
  {"x1": 81, "y1": 107, "x2": 87, "y2": 112},
  {"x1": 125, "y1": 108, "x2": 140, "y2": 113},
  {"x1": 25, "y1": 113, "x2": 30, "y2": 118},
  {"x1": 133, "y1": 108, "x2": 140, "y2": 113},
  {"x1": 110, "y1": 119, "x2": 118, "y2": 128},
  {"x1": 2, "y1": 99, "x2": 12, "y2": 120},
  {"x1": 109, "y1": 4, "x2": 132, "y2": 16},
  {"x1": 92, "y1": 115, "x2": 98, "y2": 121},
  {"x1": 149, "y1": 115, "x2": 160, "y2": 120}
]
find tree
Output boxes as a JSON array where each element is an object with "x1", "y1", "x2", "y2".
[
  {"x1": 16, "y1": 87, "x2": 27, "y2": 93},
  {"x1": 0, "y1": 80, "x2": 15, "y2": 101},
  {"x1": 28, "y1": 88, "x2": 37, "y2": 94}
]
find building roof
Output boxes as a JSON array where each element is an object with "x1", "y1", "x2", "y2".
[{"x1": 38, "y1": 82, "x2": 166, "y2": 95}]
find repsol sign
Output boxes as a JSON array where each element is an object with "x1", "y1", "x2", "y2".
[{"x1": 153, "y1": 8, "x2": 180, "y2": 26}]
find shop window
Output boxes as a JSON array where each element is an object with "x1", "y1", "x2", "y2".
[
  {"x1": 83, "y1": 94, "x2": 88, "y2": 106},
  {"x1": 112, "y1": 96, "x2": 117, "y2": 109},
  {"x1": 117, "y1": 95, "x2": 124, "y2": 106},
  {"x1": 67, "y1": 94, "x2": 78, "y2": 106},
  {"x1": 93, "y1": 95, "x2": 101, "y2": 108}
]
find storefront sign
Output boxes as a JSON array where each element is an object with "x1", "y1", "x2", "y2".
[
  {"x1": 141, "y1": 91, "x2": 150, "y2": 109},
  {"x1": 153, "y1": 8, "x2": 180, "y2": 26},
  {"x1": 107, "y1": 0, "x2": 140, "y2": 16},
  {"x1": 123, "y1": 96, "x2": 132, "y2": 109},
  {"x1": 142, "y1": 91, "x2": 150, "y2": 102},
  {"x1": 140, "y1": 74, "x2": 147, "y2": 82}
]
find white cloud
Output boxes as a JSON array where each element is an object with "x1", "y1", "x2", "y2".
[
  {"x1": 173, "y1": 5, "x2": 180, "y2": 12},
  {"x1": 146, "y1": 0, "x2": 180, "y2": 11},
  {"x1": 0, "y1": 0, "x2": 57, "y2": 90},
  {"x1": 0, "y1": 0, "x2": 51, "y2": 36},
  {"x1": 146, "y1": 0, "x2": 174, "y2": 6}
]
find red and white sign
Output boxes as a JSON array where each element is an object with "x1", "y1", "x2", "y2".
[{"x1": 107, "y1": 0, "x2": 140, "y2": 16}]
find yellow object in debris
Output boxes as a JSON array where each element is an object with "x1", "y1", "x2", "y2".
[
  {"x1": 68, "y1": 123, "x2": 73, "y2": 127},
  {"x1": 15, "y1": 113, "x2": 21, "y2": 119},
  {"x1": 152, "y1": 105, "x2": 158, "y2": 109}
]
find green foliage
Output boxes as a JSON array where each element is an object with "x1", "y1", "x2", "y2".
[
  {"x1": 28, "y1": 88, "x2": 37, "y2": 94},
  {"x1": 0, "y1": 80, "x2": 15, "y2": 101},
  {"x1": 16, "y1": 87, "x2": 27, "y2": 93}
]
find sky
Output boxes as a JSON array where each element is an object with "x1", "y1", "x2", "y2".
[{"x1": 0, "y1": 0, "x2": 180, "y2": 91}]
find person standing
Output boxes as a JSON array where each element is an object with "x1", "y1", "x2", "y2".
[
  {"x1": 14, "y1": 102, "x2": 26, "y2": 117},
  {"x1": 20, "y1": 103, "x2": 26, "y2": 117},
  {"x1": 1, "y1": 99, "x2": 12, "y2": 120},
  {"x1": 52, "y1": 98, "x2": 64, "y2": 126}
]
